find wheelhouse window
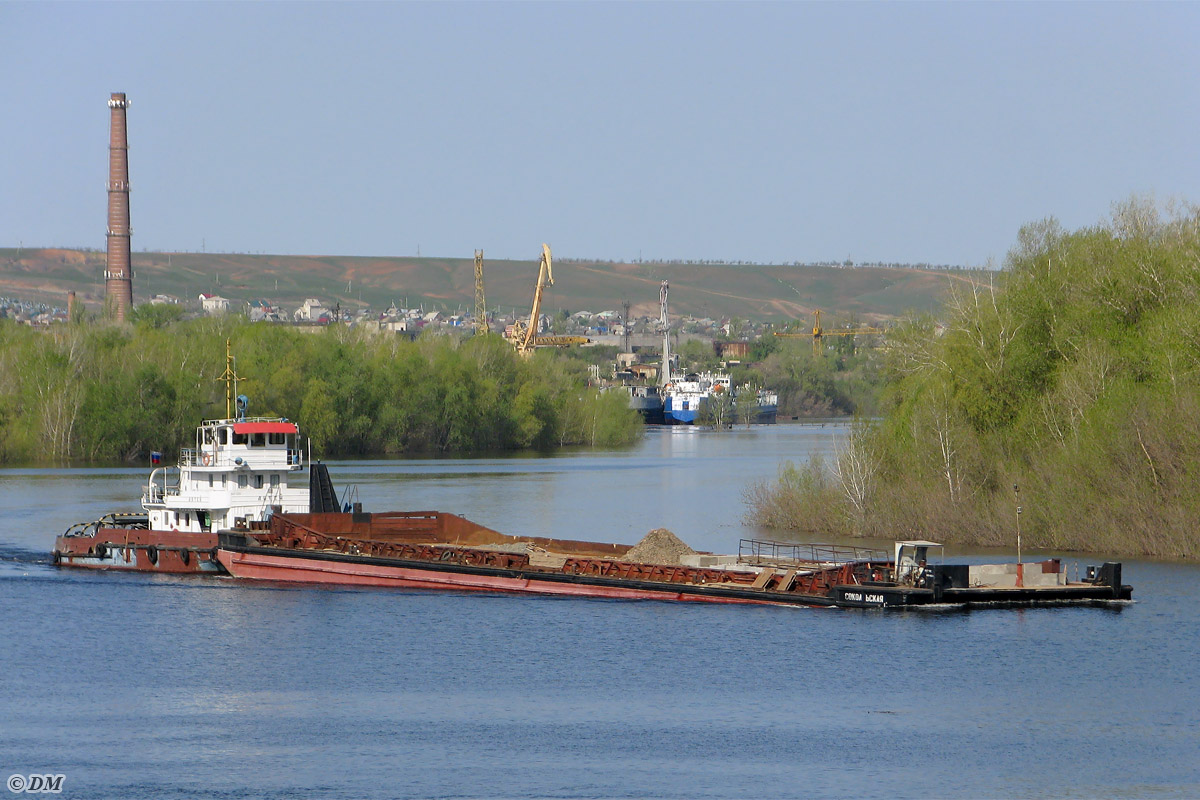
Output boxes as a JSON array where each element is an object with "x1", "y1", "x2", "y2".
[
  {"x1": 254, "y1": 475, "x2": 264, "y2": 489},
  {"x1": 218, "y1": 428, "x2": 229, "y2": 445},
  {"x1": 268, "y1": 432, "x2": 285, "y2": 445},
  {"x1": 238, "y1": 474, "x2": 248, "y2": 488},
  {"x1": 270, "y1": 474, "x2": 280, "y2": 488},
  {"x1": 251, "y1": 433, "x2": 266, "y2": 447}
]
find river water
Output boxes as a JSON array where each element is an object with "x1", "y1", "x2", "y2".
[{"x1": 1, "y1": 425, "x2": 1197, "y2": 799}]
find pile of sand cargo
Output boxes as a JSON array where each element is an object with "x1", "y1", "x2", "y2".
[{"x1": 621, "y1": 528, "x2": 697, "y2": 565}]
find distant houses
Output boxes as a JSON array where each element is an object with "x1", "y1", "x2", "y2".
[
  {"x1": 0, "y1": 295, "x2": 67, "y2": 326},
  {"x1": 4, "y1": 283, "x2": 799, "y2": 344},
  {"x1": 714, "y1": 341, "x2": 751, "y2": 361},
  {"x1": 247, "y1": 299, "x2": 283, "y2": 323},
  {"x1": 199, "y1": 293, "x2": 231, "y2": 314},
  {"x1": 293, "y1": 298, "x2": 330, "y2": 323}
]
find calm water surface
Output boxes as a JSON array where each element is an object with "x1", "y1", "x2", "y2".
[{"x1": 1, "y1": 425, "x2": 1196, "y2": 799}]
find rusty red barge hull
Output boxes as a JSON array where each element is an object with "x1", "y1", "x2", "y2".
[
  {"x1": 214, "y1": 511, "x2": 882, "y2": 607},
  {"x1": 215, "y1": 511, "x2": 1133, "y2": 608},
  {"x1": 217, "y1": 545, "x2": 836, "y2": 607}
]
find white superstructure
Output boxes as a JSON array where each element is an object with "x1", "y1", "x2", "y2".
[{"x1": 143, "y1": 417, "x2": 310, "y2": 533}]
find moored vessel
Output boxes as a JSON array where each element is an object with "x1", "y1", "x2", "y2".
[
  {"x1": 662, "y1": 372, "x2": 777, "y2": 425},
  {"x1": 654, "y1": 280, "x2": 775, "y2": 426},
  {"x1": 662, "y1": 371, "x2": 728, "y2": 424},
  {"x1": 621, "y1": 384, "x2": 665, "y2": 424},
  {"x1": 750, "y1": 386, "x2": 778, "y2": 424}
]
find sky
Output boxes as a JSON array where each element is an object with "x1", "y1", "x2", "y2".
[{"x1": 2, "y1": 1, "x2": 1198, "y2": 267}]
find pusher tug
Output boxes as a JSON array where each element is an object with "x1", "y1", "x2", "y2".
[{"x1": 52, "y1": 343, "x2": 339, "y2": 573}]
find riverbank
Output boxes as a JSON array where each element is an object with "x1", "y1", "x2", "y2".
[
  {"x1": 746, "y1": 203, "x2": 1200, "y2": 561},
  {"x1": 0, "y1": 318, "x2": 641, "y2": 463}
]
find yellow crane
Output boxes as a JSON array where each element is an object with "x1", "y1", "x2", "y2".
[
  {"x1": 773, "y1": 310, "x2": 883, "y2": 357},
  {"x1": 508, "y1": 243, "x2": 590, "y2": 356}
]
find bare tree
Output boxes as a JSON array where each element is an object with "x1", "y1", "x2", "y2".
[
  {"x1": 831, "y1": 418, "x2": 881, "y2": 533},
  {"x1": 945, "y1": 275, "x2": 1023, "y2": 379}
]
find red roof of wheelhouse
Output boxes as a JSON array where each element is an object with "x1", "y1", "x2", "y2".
[{"x1": 232, "y1": 422, "x2": 299, "y2": 434}]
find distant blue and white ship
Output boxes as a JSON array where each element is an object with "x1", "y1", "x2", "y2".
[
  {"x1": 663, "y1": 371, "x2": 777, "y2": 425},
  {"x1": 652, "y1": 280, "x2": 777, "y2": 426}
]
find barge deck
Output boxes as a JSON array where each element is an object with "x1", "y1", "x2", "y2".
[{"x1": 216, "y1": 512, "x2": 1132, "y2": 608}]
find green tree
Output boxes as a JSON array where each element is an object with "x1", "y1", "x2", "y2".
[
  {"x1": 748, "y1": 197, "x2": 1200, "y2": 557},
  {"x1": 301, "y1": 378, "x2": 338, "y2": 454},
  {"x1": 130, "y1": 302, "x2": 184, "y2": 329},
  {"x1": 700, "y1": 388, "x2": 734, "y2": 429},
  {"x1": 0, "y1": 315, "x2": 643, "y2": 463}
]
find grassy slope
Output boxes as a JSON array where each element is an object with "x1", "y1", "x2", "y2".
[{"x1": 0, "y1": 247, "x2": 977, "y2": 322}]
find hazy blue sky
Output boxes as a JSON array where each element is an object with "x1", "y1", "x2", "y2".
[{"x1": 3, "y1": 1, "x2": 1197, "y2": 266}]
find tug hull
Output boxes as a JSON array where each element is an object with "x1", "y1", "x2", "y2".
[{"x1": 53, "y1": 527, "x2": 221, "y2": 574}]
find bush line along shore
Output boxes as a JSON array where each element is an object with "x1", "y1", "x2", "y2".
[{"x1": 749, "y1": 200, "x2": 1200, "y2": 560}]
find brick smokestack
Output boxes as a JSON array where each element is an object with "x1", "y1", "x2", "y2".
[{"x1": 105, "y1": 92, "x2": 133, "y2": 320}]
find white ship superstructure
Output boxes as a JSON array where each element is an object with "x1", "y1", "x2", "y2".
[{"x1": 143, "y1": 417, "x2": 310, "y2": 533}]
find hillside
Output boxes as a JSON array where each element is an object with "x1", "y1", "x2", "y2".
[{"x1": 0, "y1": 247, "x2": 979, "y2": 323}]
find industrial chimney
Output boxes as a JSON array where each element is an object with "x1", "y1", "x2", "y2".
[{"x1": 104, "y1": 92, "x2": 133, "y2": 320}]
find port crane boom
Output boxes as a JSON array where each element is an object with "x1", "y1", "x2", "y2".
[
  {"x1": 509, "y1": 243, "x2": 590, "y2": 355},
  {"x1": 660, "y1": 280, "x2": 671, "y2": 387},
  {"x1": 509, "y1": 243, "x2": 553, "y2": 354}
]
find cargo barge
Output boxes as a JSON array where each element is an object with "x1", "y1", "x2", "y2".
[{"x1": 216, "y1": 513, "x2": 1132, "y2": 608}]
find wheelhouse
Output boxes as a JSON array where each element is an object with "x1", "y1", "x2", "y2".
[{"x1": 143, "y1": 417, "x2": 310, "y2": 533}]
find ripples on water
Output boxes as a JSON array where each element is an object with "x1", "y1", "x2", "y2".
[{"x1": 1, "y1": 426, "x2": 1197, "y2": 799}]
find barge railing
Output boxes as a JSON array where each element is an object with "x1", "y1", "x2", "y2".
[{"x1": 738, "y1": 538, "x2": 887, "y2": 567}]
